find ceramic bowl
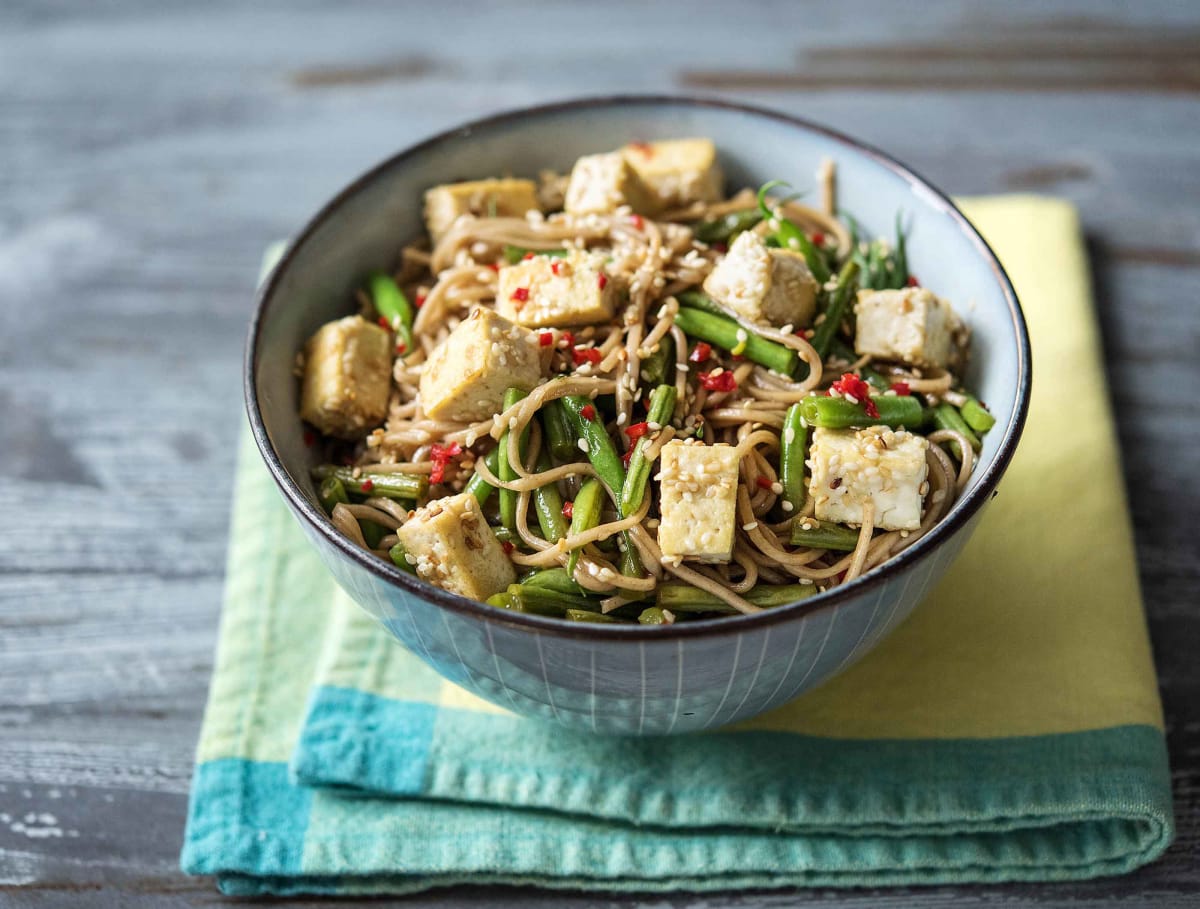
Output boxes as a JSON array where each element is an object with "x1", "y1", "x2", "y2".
[{"x1": 246, "y1": 95, "x2": 1031, "y2": 734}]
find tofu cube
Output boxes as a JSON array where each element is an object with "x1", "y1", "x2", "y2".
[
  {"x1": 853, "y1": 287, "x2": 965, "y2": 370},
  {"x1": 656, "y1": 440, "x2": 739, "y2": 563},
  {"x1": 808, "y1": 426, "x2": 929, "y2": 532},
  {"x1": 299, "y1": 315, "x2": 392, "y2": 439},
  {"x1": 418, "y1": 309, "x2": 542, "y2": 422},
  {"x1": 397, "y1": 492, "x2": 516, "y2": 600},
  {"x1": 621, "y1": 138, "x2": 724, "y2": 209},
  {"x1": 423, "y1": 178, "x2": 540, "y2": 242},
  {"x1": 495, "y1": 250, "x2": 617, "y2": 328},
  {"x1": 702, "y1": 230, "x2": 819, "y2": 328},
  {"x1": 564, "y1": 152, "x2": 659, "y2": 215}
]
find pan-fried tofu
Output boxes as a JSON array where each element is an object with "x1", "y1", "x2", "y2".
[
  {"x1": 853, "y1": 287, "x2": 965, "y2": 370},
  {"x1": 621, "y1": 138, "x2": 723, "y2": 209},
  {"x1": 703, "y1": 230, "x2": 819, "y2": 329},
  {"x1": 808, "y1": 426, "x2": 929, "y2": 532},
  {"x1": 564, "y1": 152, "x2": 659, "y2": 215},
  {"x1": 299, "y1": 315, "x2": 392, "y2": 439},
  {"x1": 495, "y1": 250, "x2": 617, "y2": 328},
  {"x1": 656, "y1": 440, "x2": 739, "y2": 563},
  {"x1": 397, "y1": 493, "x2": 516, "y2": 600},
  {"x1": 418, "y1": 309, "x2": 542, "y2": 422},
  {"x1": 423, "y1": 178, "x2": 540, "y2": 242}
]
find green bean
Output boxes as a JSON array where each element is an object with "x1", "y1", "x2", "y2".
[
  {"x1": 560, "y1": 396, "x2": 627, "y2": 500},
  {"x1": 312, "y1": 465, "x2": 427, "y2": 501},
  {"x1": 502, "y1": 245, "x2": 568, "y2": 265},
  {"x1": 368, "y1": 272, "x2": 415, "y2": 356},
  {"x1": 388, "y1": 541, "x2": 417, "y2": 574},
  {"x1": 809, "y1": 260, "x2": 860, "y2": 360},
  {"x1": 620, "y1": 384, "x2": 677, "y2": 515},
  {"x1": 960, "y1": 396, "x2": 996, "y2": 433},
  {"x1": 520, "y1": 568, "x2": 585, "y2": 596},
  {"x1": 757, "y1": 181, "x2": 830, "y2": 283},
  {"x1": 318, "y1": 476, "x2": 350, "y2": 514},
  {"x1": 675, "y1": 289, "x2": 727, "y2": 316},
  {"x1": 639, "y1": 606, "x2": 669, "y2": 625},
  {"x1": 565, "y1": 478, "x2": 604, "y2": 577},
  {"x1": 531, "y1": 449, "x2": 568, "y2": 543},
  {"x1": 800, "y1": 394, "x2": 925, "y2": 430},
  {"x1": 360, "y1": 520, "x2": 385, "y2": 548},
  {"x1": 493, "y1": 526, "x2": 520, "y2": 546},
  {"x1": 779, "y1": 403, "x2": 807, "y2": 514},
  {"x1": 789, "y1": 518, "x2": 862, "y2": 551},
  {"x1": 691, "y1": 209, "x2": 763, "y2": 244},
  {"x1": 464, "y1": 448, "x2": 500, "y2": 505},
  {"x1": 930, "y1": 403, "x2": 981, "y2": 460},
  {"x1": 656, "y1": 581, "x2": 818, "y2": 613},
  {"x1": 508, "y1": 584, "x2": 594, "y2": 613},
  {"x1": 673, "y1": 306, "x2": 798, "y2": 376},
  {"x1": 486, "y1": 592, "x2": 515, "y2": 609},
  {"x1": 566, "y1": 608, "x2": 621, "y2": 624},
  {"x1": 639, "y1": 332, "x2": 674, "y2": 387},
  {"x1": 540, "y1": 399, "x2": 577, "y2": 463},
  {"x1": 497, "y1": 387, "x2": 529, "y2": 531}
]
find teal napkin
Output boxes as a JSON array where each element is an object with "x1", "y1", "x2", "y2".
[{"x1": 181, "y1": 198, "x2": 1172, "y2": 895}]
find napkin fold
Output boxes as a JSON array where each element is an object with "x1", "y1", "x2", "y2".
[{"x1": 182, "y1": 197, "x2": 1173, "y2": 895}]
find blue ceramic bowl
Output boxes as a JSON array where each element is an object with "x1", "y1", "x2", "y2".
[{"x1": 247, "y1": 96, "x2": 1030, "y2": 735}]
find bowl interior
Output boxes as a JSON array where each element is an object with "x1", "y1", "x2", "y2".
[{"x1": 251, "y1": 96, "x2": 1027, "y2": 620}]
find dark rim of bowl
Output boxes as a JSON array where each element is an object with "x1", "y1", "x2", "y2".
[{"x1": 246, "y1": 93, "x2": 1032, "y2": 641}]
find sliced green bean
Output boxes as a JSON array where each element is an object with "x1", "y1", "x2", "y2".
[
  {"x1": 691, "y1": 209, "x2": 762, "y2": 244},
  {"x1": 566, "y1": 608, "x2": 622, "y2": 624},
  {"x1": 368, "y1": 272, "x2": 415, "y2": 356},
  {"x1": 809, "y1": 259, "x2": 860, "y2": 360},
  {"x1": 531, "y1": 449, "x2": 568, "y2": 543},
  {"x1": 561, "y1": 396, "x2": 627, "y2": 500},
  {"x1": 312, "y1": 465, "x2": 427, "y2": 501},
  {"x1": 673, "y1": 306, "x2": 798, "y2": 376},
  {"x1": 502, "y1": 245, "x2": 568, "y2": 265},
  {"x1": 789, "y1": 518, "x2": 862, "y2": 551},
  {"x1": 639, "y1": 332, "x2": 674, "y2": 387},
  {"x1": 960, "y1": 396, "x2": 996, "y2": 433},
  {"x1": 318, "y1": 476, "x2": 350, "y2": 514},
  {"x1": 541, "y1": 399, "x2": 577, "y2": 463},
  {"x1": 464, "y1": 448, "x2": 500, "y2": 505},
  {"x1": 566, "y1": 477, "x2": 604, "y2": 578},
  {"x1": 656, "y1": 581, "x2": 818, "y2": 614},
  {"x1": 930, "y1": 403, "x2": 981, "y2": 460},
  {"x1": 520, "y1": 568, "x2": 584, "y2": 596},
  {"x1": 508, "y1": 584, "x2": 594, "y2": 613},
  {"x1": 497, "y1": 387, "x2": 529, "y2": 531},
  {"x1": 779, "y1": 403, "x2": 807, "y2": 514},
  {"x1": 757, "y1": 181, "x2": 830, "y2": 283},
  {"x1": 388, "y1": 541, "x2": 417, "y2": 574},
  {"x1": 620, "y1": 384, "x2": 677, "y2": 515},
  {"x1": 675, "y1": 289, "x2": 726, "y2": 316},
  {"x1": 638, "y1": 606, "x2": 669, "y2": 625},
  {"x1": 800, "y1": 394, "x2": 925, "y2": 430}
]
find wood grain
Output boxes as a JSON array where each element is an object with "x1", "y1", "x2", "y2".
[{"x1": 1, "y1": 0, "x2": 1198, "y2": 905}]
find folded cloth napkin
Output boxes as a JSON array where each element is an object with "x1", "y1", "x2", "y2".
[{"x1": 182, "y1": 197, "x2": 1173, "y2": 896}]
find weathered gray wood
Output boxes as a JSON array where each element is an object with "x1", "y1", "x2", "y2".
[{"x1": 1, "y1": 0, "x2": 1198, "y2": 905}]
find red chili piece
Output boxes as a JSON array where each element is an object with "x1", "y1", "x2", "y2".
[
  {"x1": 831, "y1": 373, "x2": 879, "y2": 418},
  {"x1": 551, "y1": 260, "x2": 565, "y2": 276},
  {"x1": 395, "y1": 342, "x2": 407, "y2": 354},
  {"x1": 501, "y1": 541, "x2": 515, "y2": 554},
  {"x1": 523, "y1": 252, "x2": 536, "y2": 261},
  {"x1": 625, "y1": 422, "x2": 649, "y2": 443},
  {"x1": 487, "y1": 263, "x2": 500, "y2": 272},
  {"x1": 629, "y1": 214, "x2": 644, "y2": 230},
  {"x1": 572, "y1": 347, "x2": 602, "y2": 366},
  {"x1": 429, "y1": 442, "x2": 463, "y2": 484},
  {"x1": 713, "y1": 242, "x2": 728, "y2": 254},
  {"x1": 360, "y1": 478, "x2": 375, "y2": 493},
  {"x1": 621, "y1": 448, "x2": 634, "y2": 467},
  {"x1": 561, "y1": 501, "x2": 574, "y2": 520},
  {"x1": 699, "y1": 370, "x2": 737, "y2": 392},
  {"x1": 377, "y1": 316, "x2": 391, "y2": 330},
  {"x1": 302, "y1": 429, "x2": 316, "y2": 447},
  {"x1": 510, "y1": 287, "x2": 530, "y2": 302},
  {"x1": 688, "y1": 342, "x2": 712, "y2": 363},
  {"x1": 811, "y1": 231, "x2": 825, "y2": 245},
  {"x1": 597, "y1": 273, "x2": 608, "y2": 290},
  {"x1": 906, "y1": 275, "x2": 919, "y2": 287},
  {"x1": 580, "y1": 404, "x2": 596, "y2": 421},
  {"x1": 415, "y1": 294, "x2": 426, "y2": 308},
  {"x1": 756, "y1": 476, "x2": 773, "y2": 490},
  {"x1": 539, "y1": 332, "x2": 554, "y2": 347},
  {"x1": 561, "y1": 331, "x2": 575, "y2": 348},
  {"x1": 889, "y1": 382, "x2": 911, "y2": 396}
]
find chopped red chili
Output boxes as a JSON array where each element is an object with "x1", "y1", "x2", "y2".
[
  {"x1": 551, "y1": 260, "x2": 565, "y2": 276},
  {"x1": 302, "y1": 428, "x2": 316, "y2": 447},
  {"x1": 415, "y1": 294, "x2": 426, "y2": 308},
  {"x1": 811, "y1": 231, "x2": 825, "y2": 246},
  {"x1": 830, "y1": 372, "x2": 879, "y2": 418},
  {"x1": 395, "y1": 342, "x2": 407, "y2": 354},
  {"x1": 629, "y1": 214, "x2": 644, "y2": 230},
  {"x1": 487, "y1": 263, "x2": 500, "y2": 272},
  {"x1": 625, "y1": 421, "x2": 650, "y2": 443},
  {"x1": 688, "y1": 342, "x2": 712, "y2": 363},
  {"x1": 561, "y1": 501, "x2": 573, "y2": 520},
  {"x1": 561, "y1": 331, "x2": 575, "y2": 348},
  {"x1": 429, "y1": 442, "x2": 463, "y2": 485},
  {"x1": 580, "y1": 404, "x2": 596, "y2": 421},
  {"x1": 377, "y1": 316, "x2": 391, "y2": 330},
  {"x1": 597, "y1": 273, "x2": 608, "y2": 290},
  {"x1": 755, "y1": 476, "x2": 773, "y2": 490},
  {"x1": 360, "y1": 478, "x2": 375, "y2": 493},
  {"x1": 572, "y1": 347, "x2": 602, "y2": 366},
  {"x1": 889, "y1": 381, "x2": 911, "y2": 396},
  {"x1": 523, "y1": 252, "x2": 536, "y2": 260},
  {"x1": 539, "y1": 331, "x2": 554, "y2": 347},
  {"x1": 510, "y1": 287, "x2": 529, "y2": 302},
  {"x1": 699, "y1": 370, "x2": 737, "y2": 392},
  {"x1": 713, "y1": 242, "x2": 728, "y2": 254},
  {"x1": 501, "y1": 541, "x2": 514, "y2": 554},
  {"x1": 906, "y1": 275, "x2": 919, "y2": 287},
  {"x1": 621, "y1": 448, "x2": 634, "y2": 467}
]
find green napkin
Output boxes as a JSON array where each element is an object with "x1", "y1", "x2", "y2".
[{"x1": 182, "y1": 197, "x2": 1172, "y2": 895}]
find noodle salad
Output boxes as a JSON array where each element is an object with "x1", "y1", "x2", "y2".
[{"x1": 296, "y1": 139, "x2": 994, "y2": 624}]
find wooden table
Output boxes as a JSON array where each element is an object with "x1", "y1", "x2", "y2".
[{"x1": 2, "y1": 2, "x2": 1197, "y2": 905}]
